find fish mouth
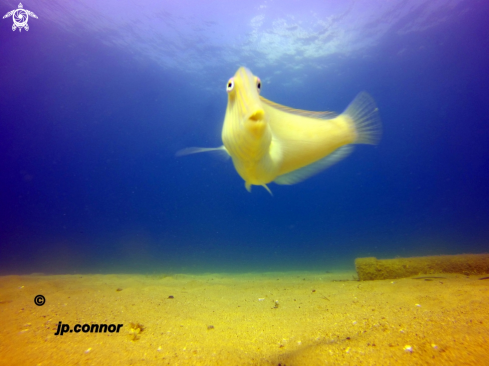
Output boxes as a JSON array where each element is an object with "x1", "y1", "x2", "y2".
[{"x1": 248, "y1": 109, "x2": 265, "y2": 122}]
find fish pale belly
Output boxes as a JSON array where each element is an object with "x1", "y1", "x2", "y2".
[
  {"x1": 228, "y1": 112, "x2": 355, "y2": 188},
  {"x1": 270, "y1": 113, "x2": 356, "y2": 177},
  {"x1": 231, "y1": 153, "x2": 278, "y2": 187},
  {"x1": 262, "y1": 91, "x2": 381, "y2": 185}
]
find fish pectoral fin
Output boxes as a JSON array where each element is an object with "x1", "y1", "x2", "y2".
[
  {"x1": 274, "y1": 145, "x2": 354, "y2": 185},
  {"x1": 175, "y1": 146, "x2": 230, "y2": 160}
]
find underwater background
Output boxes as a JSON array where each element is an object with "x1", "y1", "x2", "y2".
[{"x1": 1, "y1": 0, "x2": 488, "y2": 275}]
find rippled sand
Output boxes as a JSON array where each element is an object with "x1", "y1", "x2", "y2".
[{"x1": 0, "y1": 272, "x2": 488, "y2": 365}]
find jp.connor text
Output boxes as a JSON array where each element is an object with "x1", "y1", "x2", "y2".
[{"x1": 54, "y1": 321, "x2": 123, "y2": 336}]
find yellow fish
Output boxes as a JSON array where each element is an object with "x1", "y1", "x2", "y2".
[{"x1": 177, "y1": 67, "x2": 381, "y2": 194}]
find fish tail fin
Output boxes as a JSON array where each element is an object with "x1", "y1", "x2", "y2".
[
  {"x1": 175, "y1": 146, "x2": 230, "y2": 160},
  {"x1": 343, "y1": 92, "x2": 381, "y2": 145}
]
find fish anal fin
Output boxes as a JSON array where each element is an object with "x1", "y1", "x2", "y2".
[{"x1": 274, "y1": 145, "x2": 353, "y2": 185}]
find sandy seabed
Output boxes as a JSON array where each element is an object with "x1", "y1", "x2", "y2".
[{"x1": 0, "y1": 271, "x2": 488, "y2": 365}]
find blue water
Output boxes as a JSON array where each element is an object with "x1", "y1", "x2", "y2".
[{"x1": 1, "y1": 0, "x2": 488, "y2": 274}]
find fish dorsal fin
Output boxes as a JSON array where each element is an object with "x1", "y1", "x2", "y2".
[
  {"x1": 175, "y1": 146, "x2": 230, "y2": 161},
  {"x1": 274, "y1": 145, "x2": 353, "y2": 185},
  {"x1": 260, "y1": 96, "x2": 337, "y2": 120}
]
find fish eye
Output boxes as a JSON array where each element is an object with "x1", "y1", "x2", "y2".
[
  {"x1": 256, "y1": 77, "x2": 261, "y2": 94},
  {"x1": 226, "y1": 78, "x2": 234, "y2": 92}
]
